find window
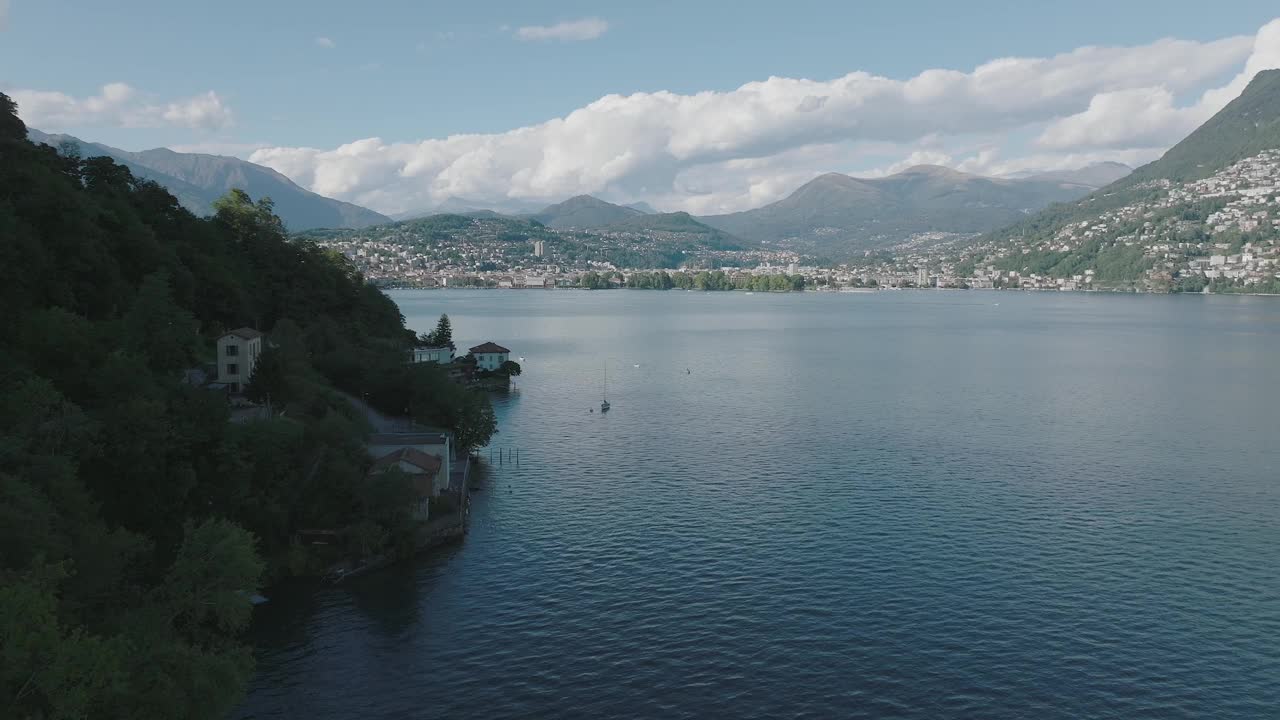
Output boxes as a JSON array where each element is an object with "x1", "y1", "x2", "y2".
[
  {"x1": 225, "y1": 344, "x2": 239, "y2": 356},
  {"x1": 226, "y1": 363, "x2": 239, "y2": 376}
]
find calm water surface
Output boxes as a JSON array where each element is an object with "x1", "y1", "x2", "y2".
[{"x1": 238, "y1": 290, "x2": 1280, "y2": 719}]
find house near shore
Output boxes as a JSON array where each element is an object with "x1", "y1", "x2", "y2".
[
  {"x1": 367, "y1": 447, "x2": 443, "y2": 520},
  {"x1": 366, "y1": 431, "x2": 456, "y2": 520},
  {"x1": 367, "y1": 432, "x2": 452, "y2": 495},
  {"x1": 216, "y1": 327, "x2": 263, "y2": 393},
  {"x1": 410, "y1": 345, "x2": 455, "y2": 364},
  {"x1": 469, "y1": 342, "x2": 510, "y2": 372}
]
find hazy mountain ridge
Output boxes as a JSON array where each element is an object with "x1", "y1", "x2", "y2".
[
  {"x1": 26, "y1": 129, "x2": 389, "y2": 230},
  {"x1": 600, "y1": 211, "x2": 742, "y2": 249},
  {"x1": 695, "y1": 164, "x2": 1113, "y2": 256},
  {"x1": 1011, "y1": 162, "x2": 1134, "y2": 188},
  {"x1": 296, "y1": 207, "x2": 745, "y2": 274}
]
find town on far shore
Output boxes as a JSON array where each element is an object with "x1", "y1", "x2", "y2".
[{"x1": 312, "y1": 150, "x2": 1280, "y2": 295}]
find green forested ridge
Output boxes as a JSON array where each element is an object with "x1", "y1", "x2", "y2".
[
  {"x1": 981, "y1": 70, "x2": 1280, "y2": 255},
  {"x1": 0, "y1": 92, "x2": 494, "y2": 718},
  {"x1": 298, "y1": 210, "x2": 739, "y2": 271},
  {"x1": 1121, "y1": 70, "x2": 1280, "y2": 186},
  {"x1": 528, "y1": 194, "x2": 645, "y2": 228}
]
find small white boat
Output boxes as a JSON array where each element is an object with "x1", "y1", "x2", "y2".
[{"x1": 600, "y1": 362, "x2": 611, "y2": 412}]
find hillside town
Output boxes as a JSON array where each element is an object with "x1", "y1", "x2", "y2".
[
  {"x1": 305, "y1": 151, "x2": 1280, "y2": 294},
  {"x1": 945, "y1": 150, "x2": 1280, "y2": 292}
]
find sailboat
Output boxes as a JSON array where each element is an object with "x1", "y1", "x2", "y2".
[{"x1": 601, "y1": 362, "x2": 611, "y2": 413}]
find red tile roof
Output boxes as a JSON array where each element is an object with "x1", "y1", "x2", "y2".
[{"x1": 369, "y1": 447, "x2": 443, "y2": 476}]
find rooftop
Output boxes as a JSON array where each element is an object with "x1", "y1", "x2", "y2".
[
  {"x1": 469, "y1": 341, "x2": 510, "y2": 354},
  {"x1": 222, "y1": 327, "x2": 263, "y2": 340},
  {"x1": 369, "y1": 447, "x2": 443, "y2": 476},
  {"x1": 368, "y1": 432, "x2": 451, "y2": 446}
]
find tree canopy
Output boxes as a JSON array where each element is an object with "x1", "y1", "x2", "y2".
[{"x1": 0, "y1": 91, "x2": 496, "y2": 717}]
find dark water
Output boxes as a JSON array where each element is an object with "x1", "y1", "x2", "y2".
[{"x1": 238, "y1": 290, "x2": 1280, "y2": 719}]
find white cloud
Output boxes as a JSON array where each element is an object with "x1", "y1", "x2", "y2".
[
  {"x1": 250, "y1": 18, "x2": 1280, "y2": 215},
  {"x1": 160, "y1": 91, "x2": 234, "y2": 130},
  {"x1": 1038, "y1": 19, "x2": 1280, "y2": 151},
  {"x1": 11, "y1": 83, "x2": 233, "y2": 131},
  {"x1": 168, "y1": 140, "x2": 272, "y2": 158},
  {"x1": 516, "y1": 18, "x2": 609, "y2": 42},
  {"x1": 0, "y1": 0, "x2": 10, "y2": 32},
  {"x1": 315, "y1": 36, "x2": 335, "y2": 49}
]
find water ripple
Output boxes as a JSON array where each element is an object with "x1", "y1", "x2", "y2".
[{"x1": 238, "y1": 291, "x2": 1280, "y2": 720}]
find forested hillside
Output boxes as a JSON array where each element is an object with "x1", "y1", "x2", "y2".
[{"x1": 0, "y1": 92, "x2": 494, "y2": 718}]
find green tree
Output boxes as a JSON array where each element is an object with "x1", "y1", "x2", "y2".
[
  {"x1": 421, "y1": 313, "x2": 453, "y2": 348},
  {"x1": 123, "y1": 271, "x2": 200, "y2": 373},
  {"x1": 0, "y1": 92, "x2": 514, "y2": 715},
  {"x1": 213, "y1": 189, "x2": 285, "y2": 241},
  {"x1": 0, "y1": 568, "x2": 127, "y2": 720},
  {"x1": 163, "y1": 519, "x2": 264, "y2": 645}
]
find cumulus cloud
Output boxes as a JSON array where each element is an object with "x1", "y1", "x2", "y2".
[
  {"x1": 250, "y1": 18, "x2": 1280, "y2": 215},
  {"x1": 516, "y1": 18, "x2": 609, "y2": 41},
  {"x1": 168, "y1": 140, "x2": 271, "y2": 158},
  {"x1": 1038, "y1": 18, "x2": 1280, "y2": 150},
  {"x1": 315, "y1": 36, "x2": 335, "y2": 49},
  {"x1": 11, "y1": 83, "x2": 233, "y2": 131}
]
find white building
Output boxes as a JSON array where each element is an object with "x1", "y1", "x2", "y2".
[
  {"x1": 469, "y1": 342, "x2": 510, "y2": 372},
  {"x1": 411, "y1": 346, "x2": 455, "y2": 364},
  {"x1": 216, "y1": 327, "x2": 263, "y2": 393}
]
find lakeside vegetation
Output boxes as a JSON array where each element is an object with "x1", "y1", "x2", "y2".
[{"x1": 0, "y1": 93, "x2": 495, "y2": 718}]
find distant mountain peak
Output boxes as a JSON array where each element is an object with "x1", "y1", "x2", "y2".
[
  {"x1": 530, "y1": 194, "x2": 644, "y2": 229},
  {"x1": 624, "y1": 201, "x2": 658, "y2": 214},
  {"x1": 27, "y1": 128, "x2": 388, "y2": 230},
  {"x1": 897, "y1": 164, "x2": 969, "y2": 178},
  {"x1": 698, "y1": 161, "x2": 1107, "y2": 257}
]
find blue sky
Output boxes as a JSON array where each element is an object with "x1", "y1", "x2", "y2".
[{"x1": 4, "y1": 1, "x2": 1280, "y2": 213}]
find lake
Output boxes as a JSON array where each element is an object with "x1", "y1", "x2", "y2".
[{"x1": 237, "y1": 289, "x2": 1280, "y2": 719}]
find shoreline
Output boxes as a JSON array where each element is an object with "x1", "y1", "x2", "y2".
[{"x1": 378, "y1": 284, "x2": 1280, "y2": 298}]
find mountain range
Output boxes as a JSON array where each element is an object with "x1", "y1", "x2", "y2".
[
  {"x1": 26, "y1": 129, "x2": 389, "y2": 230},
  {"x1": 1007, "y1": 162, "x2": 1134, "y2": 189},
  {"x1": 502, "y1": 163, "x2": 1131, "y2": 259},
  {"x1": 25, "y1": 130, "x2": 1133, "y2": 255},
  {"x1": 695, "y1": 163, "x2": 1132, "y2": 256}
]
